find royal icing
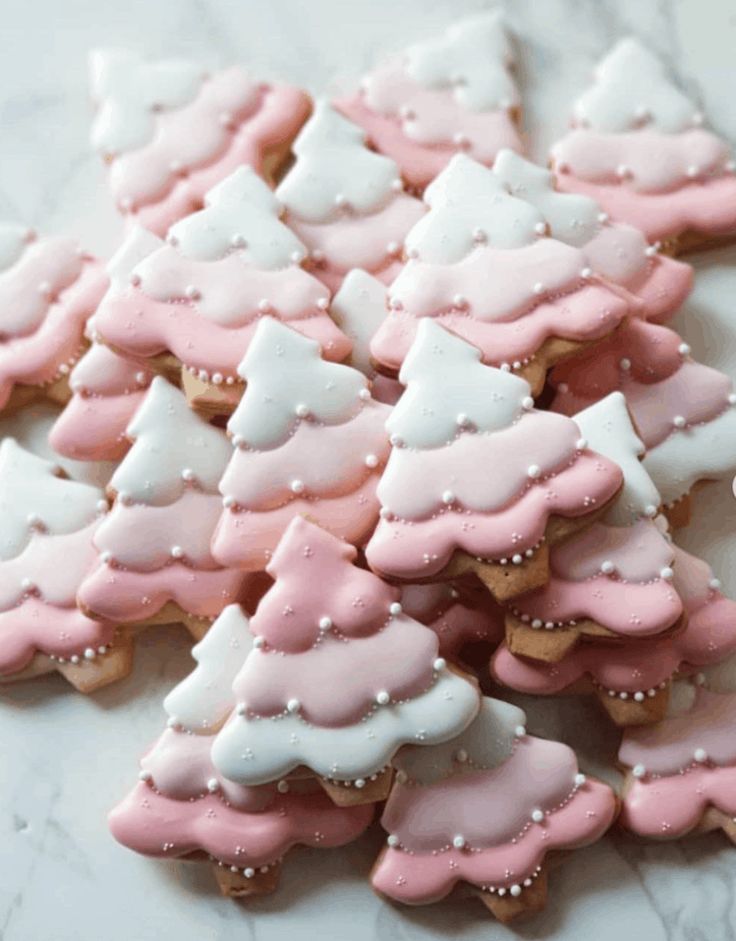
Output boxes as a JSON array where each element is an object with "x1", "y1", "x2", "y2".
[
  {"x1": 212, "y1": 318, "x2": 390, "y2": 570},
  {"x1": 551, "y1": 321, "x2": 736, "y2": 507},
  {"x1": 90, "y1": 49, "x2": 312, "y2": 234},
  {"x1": 0, "y1": 440, "x2": 114, "y2": 674},
  {"x1": 491, "y1": 149, "x2": 693, "y2": 322},
  {"x1": 334, "y1": 12, "x2": 523, "y2": 191},
  {"x1": 77, "y1": 378, "x2": 249, "y2": 623},
  {"x1": 0, "y1": 225, "x2": 107, "y2": 410},
  {"x1": 550, "y1": 39, "x2": 736, "y2": 241},
  {"x1": 372, "y1": 695, "x2": 616, "y2": 902},
  {"x1": 92, "y1": 169, "x2": 352, "y2": 382},
  {"x1": 365, "y1": 320, "x2": 623, "y2": 579},
  {"x1": 369, "y1": 155, "x2": 631, "y2": 375},
  {"x1": 210, "y1": 517, "x2": 480, "y2": 785},
  {"x1": 276, "y1": 101, "x2": 424, "y2": 290}
]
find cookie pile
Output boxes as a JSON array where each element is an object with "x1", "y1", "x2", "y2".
[{"x1": 2, "y1": 12, "x2": 736, "y2": 925}]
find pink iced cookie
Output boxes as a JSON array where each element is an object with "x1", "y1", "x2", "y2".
[
  {"x1": 209, "y1": 517, "x2": 480, "y2": 803},
  {"x1": 109, "y1": 605, "x2": 373, "y2": 895},
  {"x1": 492, "y1": 150, "x2": 693, "y2": 323},
  {"x1": 0, "y1": 224, "x2": 107, "y2": 412},
  {"x1": 0, "y1": 439, "x2": 117, "y2": 689},
  {"x1": 77, "y1": 378, "x2": 251, "y2": 626},
  {"x1": 369, "y1": 156, "x2": 632, "y2": 388},
  {"x1": 91, "y1": 169, "x2": 352, "y2": 411},
  {"x1": 371, "y1": 696, "x2": 616, "y2": 919},
  {"x1": 619, "y1": 683, "x2": 736, "y2": 842},
  {"x1": 551, "y1": 319, "x2": 736, "y2": 511},
  {"x1": 494, "y1": 545, "x2": 736, "y2": 725},
  {"x1": 90, "y1": 49, "x2": 311, "y2": 235},
  {"x1": 335, "y1": 12, "x2": 523, "y2": 192},
  {"x1": 276, "y1": 102, "x2": 424, "y2": 292},
  {"x1": 549, "y1": 39, "x2": 736, "y2": 248},
  {"x1": 212, "y1": 318, "x2": 390, "y2": 571},
  {"x1": 365, "y1": 321, "x2": 623, "y2": 598}
]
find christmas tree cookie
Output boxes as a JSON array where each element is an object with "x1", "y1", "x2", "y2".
[
  {"x1": 335, "y1": 11, "x2": 523, "y2": 191},
  {"x1": 210, "y1": 517, "x2": 481, "y2": 806},
  {"x1": 0, "y1": 439, "x2": 121, "y2": 691},
  {"x1": 369, "y1": 155, "x2": 633, "y2": 393},
  {"x1": 276, "y1": 101, "x2": 424, "y2": 292},
  {"x1": 551, "y1": 319, "x2": 736, "y2": 525},
  {"x1": 212, "y1": 317, "x2": 390, "y2": 571},
  {"x1": 91, "y1": 167, "x2": 352, "y2": 414},
  {"x1": 365, "y1": 320, "x2": 623, "y2": 602},
  {"x1": 619, "y1": 678, "x2": 736, "y2": 843},
  {"x1": 90, "y1": 48, "x2": 311, "y2": 234},
  {"x1": 371, "y1": 696, "x2": 617, "y2": 923},
  {"x1": 550, "y1": 38, "x2": 736, "y2": 253},
  {"x1": 110, "y1": 604, "x2": 374, "y2": 897},
  {"x1": 77, "y1": 377, "x2": 251, "y2": 633},
  {"x1": 492, "y1": 149, "x2": 693, "y2": 323},
  {"x1": 0, "y1": 223, "x2": 107, "y2": 414}
]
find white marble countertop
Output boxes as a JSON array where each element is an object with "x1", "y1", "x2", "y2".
[{"x1": 1, "y1": 1, "x2": 736, "y2": 938}]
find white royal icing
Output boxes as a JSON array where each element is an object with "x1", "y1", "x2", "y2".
[
  {"x1": 109, "y1": 377, "x2": 231, "y2": 505},
  {"x1": 330, "y1": 269, "x2": 388, "y2": 377},
  {"x1": 228, "y1": 317, "x2": 368, "y2": 450},
  {"x1": 573, "y1": 392, "x2": 661, "y2": 525},
  {"x1": 164, "y1": 604, "x2": 254, "y2": 733},
  {"x1": 0, "y1": 439, "x2": 105, "y2": 562},
  {"x1": 572, "y1": 38, "x2": 701, "y2": 134},
  {"x1": 89, "y1": 48, "x2": 205, "y2": 156},
  {"x1": 405, "y1": 155, "x2": 543, "y2": 263},
  {"x1": 405, "y1": 11, "x2": 518, "y2": 112},
  {"x1": 276, "y1": 101, "x2": 402, "y2": 223}
]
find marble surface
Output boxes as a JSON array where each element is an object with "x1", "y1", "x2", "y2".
[{"x1": 1, "y1": 0, "x2": 736, "y2": 938}]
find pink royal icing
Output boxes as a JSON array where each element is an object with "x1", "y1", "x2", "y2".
[
  {"x1": 0, "y1": 226, "x2": 107, "y2": 410},
  {"x1": 334, "y1": 12, "x2": 523, "y2": 191},
  {"x1": 90, "y1": 50, "x2": 311, "y2": 235},
  {"x1": 92, "y1": 169, "x2": 352, "y2": 381}
]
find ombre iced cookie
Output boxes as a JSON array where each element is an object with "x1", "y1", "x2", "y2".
[
  {"x1": 210, "y1": 517, "x2": 481, "y2": 806},
  {"x1": 365, "y1": 321, "x2": 623, "y2": 603},
  {"x1": 550, "y1": 38, "x2": 736, "y2": 253},
  {"x1": 335, "y1": 12, "x2": 523, "y2": 191},
  {"x1": 371, "y1": 697, "x2": 617, "y2": 923},
  {"x1": 90, "y1": 49, "x2": 311, "y2": 234},
  {"x1": 91, "y1": 169, "x2": 352, "y2": 415},
  {"x1": 0, "y1": 223, "x2": 107, "y2": 414},
  {"x1": 110, "y1": 605, "x2": 374, "y2": 898},
  {"x1": 276, "y1": 102, "x2": 424, "y2": 292},
  {"x1": 369, "y1": 155, "x2": 633, "y2": 395}
]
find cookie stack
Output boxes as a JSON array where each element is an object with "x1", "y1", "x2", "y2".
[{"x1": 1, "y1": 13, "x2": 736, "y2": 926}]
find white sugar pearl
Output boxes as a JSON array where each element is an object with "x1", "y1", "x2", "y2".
[
  {"x1": 319, "y1": 616, "x2": 332, "y2": 631},
  {"x1": 456, "y1": 413, "x2": 469, "y2": 427},
  {"x1": 534, "y1": 222, "x2": 547, "y2": 235},
  {"x1": 694, "y1": 748, "x2": 708, "y2": 763},
  {"x1": 376, "y1": 690, "x2": 390, "y2": 705},
  {"x1": 433, "y1": 658, "x2": 446, "y2": 671},
  {"x1": 673, "y1": 415, "x2": 686, "y2": 429},
  {"x1": 527, "y1": 464, "x2": 541, "y2": 479},
  {"x1": 576, "y1": 438, "x2": 588, "y2": 450},
  {"x1": 521, "y1": 396, "x2": 534, "y2": 410},
  {"x1": 510, "y1": 885, "x2": 522, "y2": 897},
  {"x1": 660, "y1": 567, "x2": 674, "y2": 580},
  {"x1": 295, "y1": 404, "x2": 309, "y2": 418},
  {"x1": 365, "y1": 454, "x2": 379, "y2": 468},
  {"x1": 632, "y1": 764, "x2": 646, "y2": 779},
  {"x1": 290, "y1": 479, "x2": 305, "y2": 494},
  {"x1": 139, "y1": 770, "x2": 153, "y2": 782},
  {"x1": 531, "y1": 809, "x2": 544, "y2": 823},
  {"x1": 452, "y1": 835, "x2": 466, "y2": 849},
  {"x1": 277, "y1": 780, "x2": 289, "y2": 793},
  {"x1": 580, "y1": 267, "x2": 593, "y2": 279},
  {"x1": 171, "y1": 546, "x2": 184, "y2": 559},
  {"x1": 455, "y1": 748, "x2": 468, "y2": 763},
  {"x1": 206, "y1": 778, "x2": 220, "y2": 792},
  {"x1": 634, "y1": 691, "x2": 645, "y2": 702},
  {"x1": 387, "y1": 834, "x2": 399, "y2": 847},
  {"x1": 710, "y1": 578, "x2": 722, "y2": 590},
  {"x1": 533, "y1": 282, "x2": 544, "y2": 295},
  {"x1": 286, "y1": 698, "x2": 300, "y2": 713},
  {"x1": 244, "y1": 868, "x2": 255, "y2": 878},
  {"x1": 678, "y1": 343, "x2": 691, "y2": 356},
  {"x1": 574, "y1": 773, "x2": 586, "y2": 788},
  {"x1": 442, "y1": 490, "x2": 455, "y2": 504},
  {"x1": 515, "y1": 725, "x2": 526, "y2": 737},
  {"x1": 253, "y1": 636, "x2": 264, "y2": 648},
  {"x1": 389, "y1": 602, "x2": 402, "y2": 616},
  {"x1": 601, "y1": 560, "x2": 615, "y2": 575},
  {"x1": 84, "y1": 648, "x2": 96, "y2": 660},
  {"x1": 620, "y1": 358, "x2": 631, "y2": 371}
]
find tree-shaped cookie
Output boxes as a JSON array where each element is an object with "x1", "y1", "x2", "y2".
[
  {"x1": 371, "y1": 696, "x2": 617, "y2": 923},
  {"x1": 211, "y1": 318, "x2": 390, "y2": 571},
  {"x1": 210, "y1": 517, "x2": 480, "y2": 806},
  {"x1": 365, "y1": 320, "x2": 623, "y2": 603},
  {"x1": 92, "y1": 167, "x2": 352, "y2": 415},
  {"x1": 335, "y1": 11, "x2": 523, "y2": 191},
  {"x1": 276, "y1": 101, "x2": 424, "y2": 292},
  {"x1": 492, "y1": 149, "x2": 693, "y2": 323},
  {"x1": 90, "y1": 48, "x2": 311, "y2": 234},
  {"x1": 369, "y1": 155, "x2": 633, "y2": 393},
  {"x1": 0, "y1": 222, "x2": 107, "y2": 414},
  {"x1": 498, "y1": 391, "x2": 683, "y2": 675},
  {"x1": 78, "y1": 377, "x2": 251, "y2": 633},
  {"x1": 0, "y1": 439, "x2": 122, "y2": 692},
  {"x1": 551, "y1": 318, "x2": 736, "y2": 525},
  {"x1": 619, "y1": 678, "x2": 736, "y2": 843},
  {"x1": 549, "y1": 38, "x2": 736, "y2": 252},
  {"x1": 110, "y1": 604, "x2": 374, "y2": 898},
  {"x1": 493, "y1": 543, "x2": 736, "y2": 727},
  {"x1": 50, "y1": 227, "x2": 161, "y2": 461}
]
